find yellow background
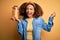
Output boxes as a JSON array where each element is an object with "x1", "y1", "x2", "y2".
[{"x1": 0, "y1": 0, "x2": 60, "y2": 40}]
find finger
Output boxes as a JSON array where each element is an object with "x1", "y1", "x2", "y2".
[
  {"x1": 11, "y1": 17, "x2": 15, "y2": 21},
  {"x1": 12, "y1": 5, "x2": 18, "y2": 9}
]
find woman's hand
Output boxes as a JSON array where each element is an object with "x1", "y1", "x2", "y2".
[
  {"x1": 11, "y1": 5, "x2": 20, "y2": 22},
  {"x1": 50, "y1": 12, "x2": 56, "y2": 18}
]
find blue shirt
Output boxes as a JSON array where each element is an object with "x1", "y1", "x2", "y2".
[{"x1": 18, "y1": 17, "x2": 54, "y2": 40}]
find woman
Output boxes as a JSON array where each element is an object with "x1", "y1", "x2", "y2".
[{"x1": 11, "y1": 2, "x2": 56, "y2": 40}]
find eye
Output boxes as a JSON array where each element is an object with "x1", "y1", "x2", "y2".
[{"x1": 30, "y1": 8, "x2": 32, "y2": 10}]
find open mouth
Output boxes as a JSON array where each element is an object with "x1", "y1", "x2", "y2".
[
  {"x1": 27, "y1": 13, "x2": 32, "y2": 15},
  {"x1": 27, "y1": 13, "x2": 33, "y2": 17}
]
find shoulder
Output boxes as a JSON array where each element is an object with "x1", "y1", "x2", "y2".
[
  {"x1": 34, "y1": 17, "x2": 44, "y2": 23},
  {"x1": 35, "y1": 17, "x2": 44, "y2": 21},
  {"x1": 18, "y1": 18, "x2": 24, "y2": 23}
]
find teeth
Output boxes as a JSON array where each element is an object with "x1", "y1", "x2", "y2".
[
  {"x1": 28, "y1": 13, "x2": 32, "y2": 14},
  {"x1": 29, "y1": 14, "x2": 31, "y2": 15}
]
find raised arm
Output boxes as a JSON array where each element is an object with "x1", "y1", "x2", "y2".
[
  {"x1": 42, "y1": 12, "x2": 56, "y2": 32},
  {"x1": 11, "y1": 5, "x2": 20, "y2": 22}
]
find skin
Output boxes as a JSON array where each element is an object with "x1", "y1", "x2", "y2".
[
  {"x1": 11, "y1": 4, "x2": 56, "y2": 22},
  {"x1": 11, "y1": 6, "x2": 20, "y2": 22},
  {"x1": 26, "y1": 4, "x2": 34, "y2": 18}
]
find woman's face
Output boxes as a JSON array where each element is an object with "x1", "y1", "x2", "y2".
[{"x1": 26, "y1": 4, "x2": 34, "y2": 18}]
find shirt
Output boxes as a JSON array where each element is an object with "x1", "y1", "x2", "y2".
[
  {"x1": 18, "y1": 17, "x2": 54, "y2": 40},
  {"x1": 27, "y1": 18, "x2": 33, "y2": 40}
]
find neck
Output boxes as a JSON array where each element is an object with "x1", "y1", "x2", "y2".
[
  {"x1": 28, "y1": 17, "x2": 33, "y2": 19},
  {"x1": 28, "y1": 16, "x2": 33, "y2": 18}
]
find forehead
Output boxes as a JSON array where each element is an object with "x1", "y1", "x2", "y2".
[{"x1": 26, "y1": 4, "x2": 34, "y2": 8}]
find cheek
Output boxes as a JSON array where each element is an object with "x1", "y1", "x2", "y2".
[
  {"x1": 26, "y1": 9, "x2": 34, "y2": 14},
  {"x1": 31, "y1": 10, "x2": 35, "y2": 15},
  {"x1": 32, "y1": 10, "x2": 34, "y2": 13}
]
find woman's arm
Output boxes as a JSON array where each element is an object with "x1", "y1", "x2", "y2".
[
  {"x1": 42, "y1": 12, "x2": 56, "y2": 32},
  {"x1": 11, "y1": 5, "x2": 20, "y2": 22}
]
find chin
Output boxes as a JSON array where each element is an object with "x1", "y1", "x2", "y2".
[{"x1": 28, "y1": 15, "x2": 32, "y2": 18}]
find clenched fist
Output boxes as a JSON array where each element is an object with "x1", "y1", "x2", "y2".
[{"x1": 11, "y1": 5, "x2": 20, "y2": 22}]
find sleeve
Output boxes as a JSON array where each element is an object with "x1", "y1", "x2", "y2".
[
  {"x1": 42, "y1": 17, "x2": 54, "y2": 32},
  {"x1": 17, "y1": 19, "x2": 23, "y2": 36}
]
